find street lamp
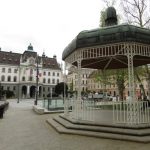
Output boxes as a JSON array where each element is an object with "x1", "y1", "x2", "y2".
[
  {"x1": 17, "y1": 66, "x2": 20, "y2": 103},
  {"x1": 34, "y1": 55, "x2": 39, "y2": 105}
]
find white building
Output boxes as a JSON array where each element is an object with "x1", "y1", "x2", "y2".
[{"x1": 0, "y1": 44, "x2": 63, "y2": 99}]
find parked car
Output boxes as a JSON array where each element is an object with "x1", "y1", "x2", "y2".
[{"x1": 88, "y1": 93, "x2": 112, "y2": 101}]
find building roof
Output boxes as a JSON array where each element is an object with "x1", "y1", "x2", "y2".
[
  {"x1": 62, "y1": 7, "x2": 150, "y2": 70},
  {"x1": 0, "y1": 50, "x2": 61, "y2": 70},
  {"x1": 42, "y1": 56, "x2": 61, "y2": 70},
  {"x1": 62, "y1": 7, "x2": 150, "y2": 61},
  {"x1": 0, "y1": 51, "x2": 21, "y2": 65},
  {"x1": 62, "y1": 24, "x2": 150, "y2": 60}
]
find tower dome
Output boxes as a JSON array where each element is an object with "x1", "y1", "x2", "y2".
[{"x1": 27, "y1": 43, "x2": 33, "y2": 51}]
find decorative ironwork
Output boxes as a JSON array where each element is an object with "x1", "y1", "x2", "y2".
[
  {"x1": 65, "y1": 42, "x2": 150, "y2": 65},
  {"x1": 64, "y1": 42, "x2": 150, "y2": 125},
  {"x1": 113, "y1": 101, "x2": 150, "y2": 124}
]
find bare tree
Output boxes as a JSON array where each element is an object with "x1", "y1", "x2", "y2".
[
  {"x1": 103, "y1": 0, "x2": 116, "y2": 7},
  {"x1": 122, "y1": 0, "x2": 150, "y2": 27},
  {"x1": 122, "y1": 0, "x2": 150, "y2": 100}
]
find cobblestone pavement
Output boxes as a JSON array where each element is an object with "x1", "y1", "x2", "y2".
[{"x1": 0, "y1": 99, "x2": 150, "y2": 150}]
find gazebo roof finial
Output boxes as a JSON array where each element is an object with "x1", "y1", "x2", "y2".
[{"x1": 105, "y1": 7, "x2": 118, "y2": 26}]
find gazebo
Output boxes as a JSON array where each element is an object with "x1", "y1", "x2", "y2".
[{"x1": 47, "y1": 7, "x2": 150, "y2": 142}]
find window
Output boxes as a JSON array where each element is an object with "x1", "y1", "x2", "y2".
[
  {"x1": 48, "y1": 72, "x2": 50, "y2": 76},
  {"x1": 57, "y1": 79, "x2": 59, "y2": 84},
  {"x1": 43, "y1": 78, "x2": 46, "y2": 83},
  {"x1": 8, "y1": 76, "x2": 11, "y2": 82},
  {"x1": 43, "y1": 72, "x2": 46, "y2": 76},
  {"x1": 8, "y1": 68, "x2": 11, "y2": 73},
  {"x1": 1, "y1": 75, "x2": 5, "y2": 81},
  {"x1": 48, "y1": 79, "x2": 50, "y2": 83},
  {"x1": 7, "y1": 87, "x2": 10, "y2": 91},
  {"x1": 2, "y1": 68, "x2": 5, "y2": 73},
  {"x1": 29, "y1": 58, "x2": 34, "y2": 65},
  {"x1": 57, "y1": 73, "x2": 59, "y2": 77},
  {"x1": 14, "y1": 69, "x2": 17, "y2": 73},
  {"x1": 29, "y1": 76, "x2": 33, "y2": 81},
  {"x1": 53, "y1": 72, "x2": 55, "y2": 76},
  {"x1": 43, "y1": 87, "x2": 45, "y2": 92},
  {"x1": 48, "y1": 87, "x2": 50, "y2": 91},
  {"x1": 52, "y1": 79, "x2": 55, "y2": 84},
  {"x1": 30, "y1": 69, "x2": 33, "y2": 75},
  {"x1": 13, "y1": 86, "x2": 16, "y2": 90},
  {"x1": 22, "y1": 77, "x2": 25, "y2": 81},
  {"x1": 14, "y1": 76, "x2": 17, "y2": 82}
]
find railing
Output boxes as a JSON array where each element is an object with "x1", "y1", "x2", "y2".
[
  {"x1": 43, "y1": 98, "x2": 64, "y2": 111},
  {"x1": 113, "y1": 101, "x2": 150, "y2": 124},
  {"x1": 70, "y1": 99, "x2": 95, "y2": 121}
]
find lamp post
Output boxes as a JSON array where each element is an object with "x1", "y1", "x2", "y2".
[
  {"x1": 35, "y1": 55, "x2": 39, "y2": 105},
  {"x1": 0, "y1": 82, "x2": 2, "y2": 101},
  {"x1": 17, "y1": 66, "x2": 20, "y2": 103}
]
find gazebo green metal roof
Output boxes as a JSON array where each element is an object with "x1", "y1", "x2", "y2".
[{"x1": 62, "y1": 24, "x2": 150, "y2": 60}]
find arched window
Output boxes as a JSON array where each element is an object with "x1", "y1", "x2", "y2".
[
  {"x1": 1, "y1": 75, "x2": 5, "y2": 81},
  {"x1": 52, "y1": 79, "x2": 55, "y2": 84},
  {"x1": 29, "y1": 76, "x2": 32, "y2": 81},
  {"x1": 48, "y1": 78, "x2": 50, "y2": 83},
  {"x1": 8, "y1": 68, "x2": 11, "y2": 73},
  {"x1": 2, "y1": 68, "x2": 5, "y2": 73},
  {"x1": 57, "y1": 79, "x2": 59, "y2": 84},
  {"x1": 14, "y1": 76, "x2": 17, "y2": 82},
  {"x1": 14, "y1": 69, "x2": 17, "y2": 73},
  {"x1": 22, "y1": 76, "x2": 25, "y2": 81},
  {"x1": 57, "y1": 73, "x2": 59, "y2": 76},
  {"x1": 43, "y1": 78, "x2": 46, "y2": 83},
  {"x1": 8, "y1": 76, "x2": 11, "y2": 82}
]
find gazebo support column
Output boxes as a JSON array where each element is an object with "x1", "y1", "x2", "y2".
[
  {"x1": 127, "y1": 44, "x2": 135, "y2": 102},
  {"x1": 127, "y1": 44, "x2": 140, "y2": 124},
  {"x1": 74, "y1": 59, "x2": 82, "y2": 120},
  {"x1": 64, "y1": 62, "x2": 69, "y2": 116},
  {"x1": 113, "y1": 43, "x2": 150, "y2": 124}
]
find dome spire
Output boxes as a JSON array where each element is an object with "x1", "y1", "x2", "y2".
[
  {"x1": 42, "y1": 50, "x2": 46, "y2": 57},
  {"x1": 27, "y1": 43, "x2": 33, "y2": 51}
]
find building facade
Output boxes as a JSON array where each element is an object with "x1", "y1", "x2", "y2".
[
  {"x1": 0, "y1": 44, "x2": 63, "y2": 99},
  {"x1": 67, "y1": 67, "x2": 95, "y2": 92},
  {"x1": 87, "y1": 70, "x2": 149, "y2": 100},
  {"x1": 67, "y1": 68, "x2": 149, "y2": 100}
]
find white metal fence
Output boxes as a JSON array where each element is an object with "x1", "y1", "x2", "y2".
[
  {"x1": 70, "y1": 100, "x2": 95, "y2": 121},
  {"x1": 113, "y1": 101, "x2": 150, "y2": 124}
]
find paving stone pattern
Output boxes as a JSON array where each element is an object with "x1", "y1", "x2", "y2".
[{"x1": 0, "y1": 99, "x2": 150, "y2": 150}]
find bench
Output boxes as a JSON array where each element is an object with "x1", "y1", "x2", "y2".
[{"x1": 0, "y1": 101, "x2": 9, "y2": 119}]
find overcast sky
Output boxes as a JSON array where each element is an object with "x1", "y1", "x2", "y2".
[{"x1": 0, "y1": 0, "x2": 121, "y2": 63}]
